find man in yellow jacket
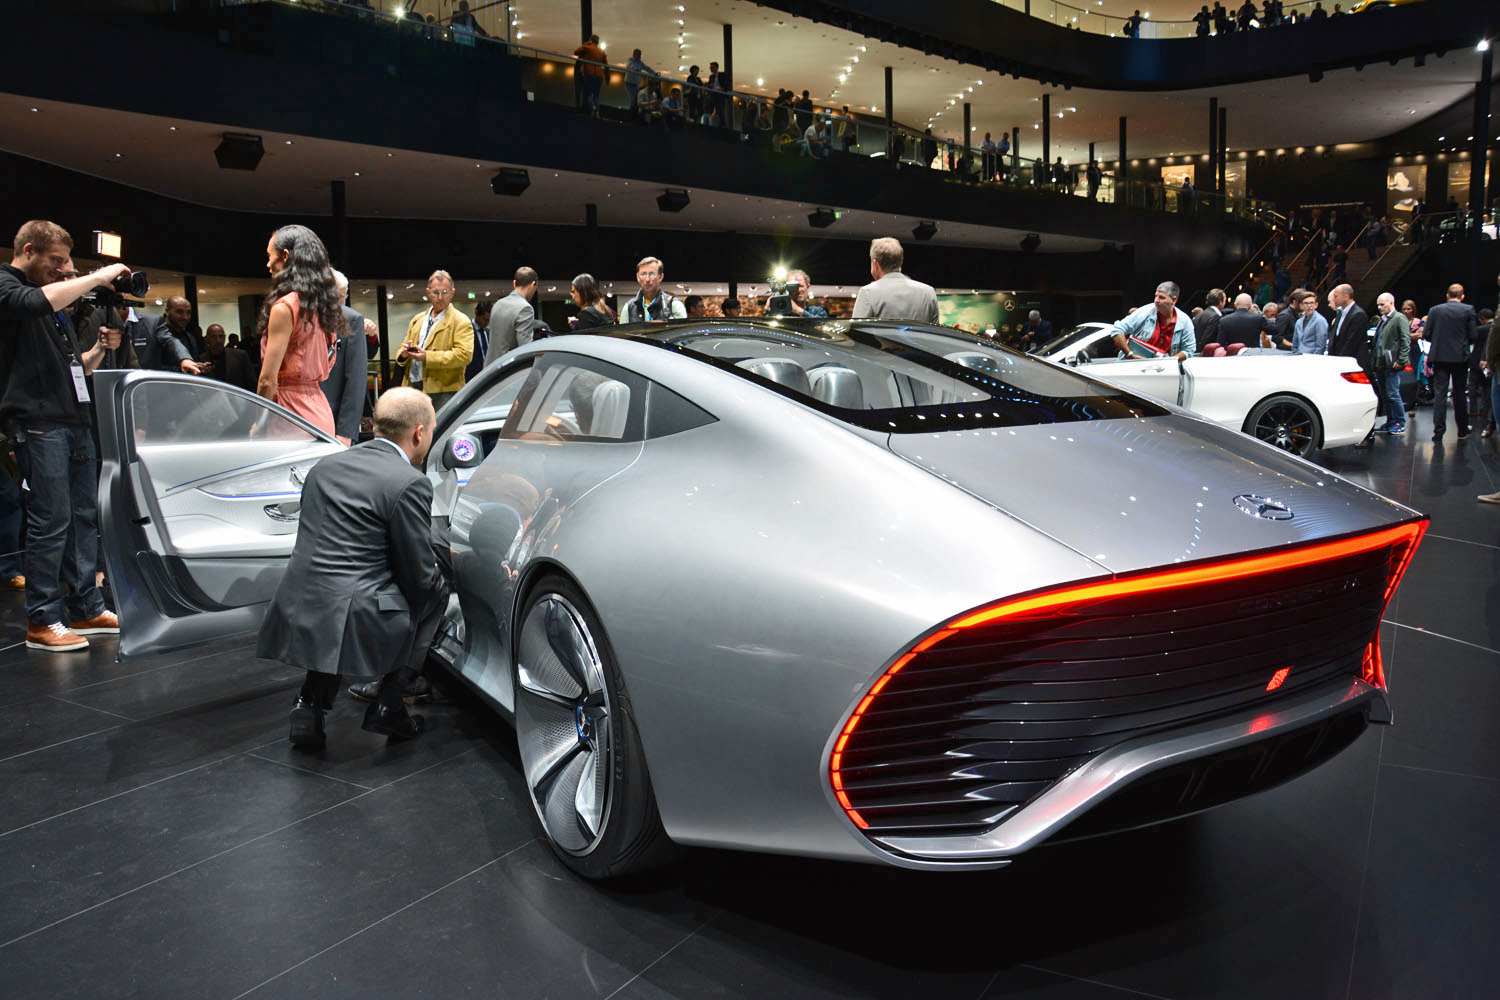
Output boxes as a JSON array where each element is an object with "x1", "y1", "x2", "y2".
[{"x1": 398, "y1": 269, "x2": 474, "y2": 411}]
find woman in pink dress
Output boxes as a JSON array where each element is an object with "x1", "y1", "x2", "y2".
[{"x1": 256, "y1": 225, "x2": 345, "y2": 439}]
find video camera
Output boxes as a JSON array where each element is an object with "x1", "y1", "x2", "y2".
[
  {"x1": 765, "y1": 268, "x2": 793, "y2": 317},
  {"x1": 86, "y1": 269, "x2": 149, "y2": 309}
]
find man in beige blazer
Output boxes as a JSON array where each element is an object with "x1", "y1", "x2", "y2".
[
  {"x1": 398, "y1": 269, "x2": 474, "y2": 411},
  {"x1": 850, "y1": 237, "x2": 941, "y2": 324}
]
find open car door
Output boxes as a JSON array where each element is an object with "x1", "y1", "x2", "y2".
[{"x1": 94, "y1": 371, "x2": 344, "y2": 658}]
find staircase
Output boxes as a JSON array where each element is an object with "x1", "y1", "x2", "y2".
[{"x1": 1347, "y1": 242, "x2": 1420, "y2": 309}]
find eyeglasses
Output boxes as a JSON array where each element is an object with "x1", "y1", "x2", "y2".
[{"x1": 427, "y1": 287, "x2": 454, "y2": 296}]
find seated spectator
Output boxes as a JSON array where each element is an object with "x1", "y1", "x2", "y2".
[
  {"x1": 800, "y1": 118, "x2": 831, "y2": 158},
  {"x1": 660, "y1": 87, "x2": 684, "y2": 128}
]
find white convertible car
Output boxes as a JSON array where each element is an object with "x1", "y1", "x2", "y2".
[{"x1": 1037, "y1": 323, "x2": 1377, "y2": 457}]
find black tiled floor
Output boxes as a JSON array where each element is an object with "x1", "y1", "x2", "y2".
[{"x1": 1, "y1": 422, "x2": 1496, "y2": 999}]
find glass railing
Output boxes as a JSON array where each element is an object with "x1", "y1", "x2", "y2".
[
  {"x1": 183, "y1": 0, "x2": 1278, "y2": 223},
  {"x1": 993, "y1": 0, "x2": 1382, "y2": 40}
]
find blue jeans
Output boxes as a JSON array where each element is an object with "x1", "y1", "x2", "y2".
[
  {"x1": 14, "y1": 423, "x2": 105, "y2": 625},
  {"x1": 0, "y1": 465, "x2": 21, "y2": 577},
  {"x1": 1380, "y1": 370, "x2": 1405, "y2": 429}
]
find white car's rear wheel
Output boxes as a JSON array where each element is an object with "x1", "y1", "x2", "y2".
[
  {"x1": 514, "y1": 575, "x2": 672, "y2": 879},
  {"x1": 1245, "y1": 394, "x2": 1322, "y2": 457}
]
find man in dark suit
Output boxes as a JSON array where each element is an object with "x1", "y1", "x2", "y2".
[
  {"x1": 1425, "y1": 283, "x2": 1481, "y2": 441},
  {"x1": 1218, "y1": 293, "x2": 1274, "y2": 347},
  {"x1": 323, "y1": 270, "x2": 369, "y2": 445},
  {"x1": 484, "y1": 266, "x2": 536, "y2": 368},
  {"x1": 257, "y1": 388, "x2": 444, "y2": 746},
  {"x1": 1194, "y1": 289, "x2": 1226, "y2": 347},
  {"x1": 1017, "y1": 310, "x2": 1052, "y2": 352},
  {"x1": 198, "y1": 324, "x2": 254, "y2": 392},
  {"x1": 1327, "y1": 284, "x2": 1370, "y2": 364},
  {"x1": 132, "y1": 296, "x2": 205, "y2": 374},
  {"x1": 465, "y1": 300, "x2": 491, "y2": 384}
]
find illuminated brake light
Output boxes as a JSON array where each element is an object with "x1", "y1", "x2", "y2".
[
  {"x1": 1341, "y1": 371, "x2": 1371, "y2": 384},
  {"x1": 829, "y1": 521, "x2": 1427, "y2": 830}
]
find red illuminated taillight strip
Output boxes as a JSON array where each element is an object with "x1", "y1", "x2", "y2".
[{"x1": 829, "y1": 520, "x2": 1427, "y2": 832}]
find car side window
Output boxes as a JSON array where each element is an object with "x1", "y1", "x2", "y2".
[
  {"x1": 501, "y1": 355, "x2": 645, "y2": 443},
  {"x1": 429, "y1": 362, "x2": 533, "y2": 504}
]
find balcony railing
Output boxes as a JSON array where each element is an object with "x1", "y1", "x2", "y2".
[
  {"x1": 993, "y1": 0, "x2": 1386, "y2": 40},
  {"x1": 174, "y1": 0, "x2": 1277, "y2": 224}
]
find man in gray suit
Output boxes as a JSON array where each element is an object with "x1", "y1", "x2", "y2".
[
  {"x1": 258, "y1": 388, "x2": 445, "y2": 746},
  {"x1": 484, "y1": 266, "x2": 538, "y2": 367},
  {"x1": 323, "y1": 270, "x2": 370, "y2": 445},
  {"x1": 850, "y1": 237, "x2": 940, "y2": 324}
]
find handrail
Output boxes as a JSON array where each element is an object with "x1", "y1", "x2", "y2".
[
  {"x1": 1357, "y1": 220, "x2": 1413, "y2": 283},
  {"x1": 1221, "y1": 231, "x2": 1281, "y2": 299},
  {"x1": 1311, "y1": 220, "x2": 1371, "y2": 294},
  {"x1": 1282, "y1": 226, "x2": 1325, "y2": 280},
  {"x1": 999, "y1": 0, "x2": 1365, "y2": 40}
]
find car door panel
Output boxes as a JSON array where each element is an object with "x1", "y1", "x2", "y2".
[
  {"x1": 95, "y1": 371, "x2": 343, "y2": 658},
  {"x1": 1085, "y1": 358, "x2": 1184, "y2": 405}
]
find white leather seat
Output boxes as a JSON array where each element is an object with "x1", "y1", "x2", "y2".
[
  {"x1": 807, "y1": 365, "x2": 865, "y2": 408},
  {"x1": 735, "y1": 357, "x2": 812, "y2": 396},
  {"x1": 589, "y1": 379, "x2": 630, "y2": 438}
]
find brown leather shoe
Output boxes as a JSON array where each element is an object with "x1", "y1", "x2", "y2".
[
  {"x1": 67, "y1": 611, "x2": 120, "y2": 635},
  {"x1": 2, "y1": 575, "x2": 23, "y2": 590},
  {"x1": 26, "y1": 622, "x2": 88, "y2": 652}
]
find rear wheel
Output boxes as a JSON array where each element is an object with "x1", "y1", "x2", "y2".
[
  {"x1": 513, "y1": 574, "x2": 673, "y2": 879},
  {"x1": 1244, "y1": 394, "x2": 1322, "y2": 457}
]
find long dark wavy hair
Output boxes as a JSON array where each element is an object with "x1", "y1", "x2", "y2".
[
  {"x1": 256, "y1": 225, "x2": 347, "y2": 345},
  {"x1": 571, "y1": 273, "x2": 615, "y2": 320}
]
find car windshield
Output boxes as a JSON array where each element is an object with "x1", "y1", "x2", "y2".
[
  {"x1": 1037, "y1": 323, "x2": 1105, "y2": 357},
  {"x1": 625, "y1": 321, "x2": 1163, "y2": 433}
]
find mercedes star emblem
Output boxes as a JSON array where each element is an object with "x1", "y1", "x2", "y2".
[{"x1": 1233, "y1": 494, "x2": 1294, "y2": 521}]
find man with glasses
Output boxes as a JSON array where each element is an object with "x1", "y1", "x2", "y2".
[
  {"x1": 398, "y1": 269, "x2": 473, "y2": 412},
  {"x1": 620, "y1": 257, "x2": 687, "y2": 323}
]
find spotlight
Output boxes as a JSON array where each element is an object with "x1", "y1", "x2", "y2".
[
  {"x1": 808, "y1": 207, "x2": 838, "y2": 228},
  {"x1": 1019, "y1": 232, "x2": 1041, "y2": 253},
  {"x1": 214, "y1": 133, "x2": 264, "y2": 171},
  {"x1": 912, "y1": 220, "x2": 938, "y2": 241},
  {"x1": 657, "y1": 188, "x2": 691, "y2": 212},
  {"x1": 491, "y1": 167, "x2": 530, "y2": 195}
]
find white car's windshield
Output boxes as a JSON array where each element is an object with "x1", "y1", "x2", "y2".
[{"x1": 1037, "y1": 324, "x2": 1104, "y2": 357}]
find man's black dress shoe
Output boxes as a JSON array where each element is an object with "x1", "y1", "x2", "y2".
[
  {"x1": 361, "y1": 700, "x2": 425, "y2": 741},
  {"x1": 289, "y1": 697, "x2": 326, "y2": 748},
  {"x1": 348, "y1": 675, "x2": 432, "y2": 704}
]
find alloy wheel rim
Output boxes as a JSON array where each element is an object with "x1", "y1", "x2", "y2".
[
  {"x1": 1255, "y1": 403, "x2": 1313, "y2": 453},
  {"x1": 515, "y1": 594, "x2": 613, "y2": 855}
]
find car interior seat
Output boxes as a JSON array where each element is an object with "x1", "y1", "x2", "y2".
[
  {"x1": 806, "y1": 365, "x2": 866, "y2": 408},
  {"x1": 589, "y1": 379, "x2": 631, "y2": 438},
  {"x1": 735, "y1": 357, "x2": 813, "y2": 396}
]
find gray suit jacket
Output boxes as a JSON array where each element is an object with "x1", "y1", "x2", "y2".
[
  {"x1": 485, "y1": 290, "x2": 534, "y2": 366},
  {"x1": 851, "y1": 271, "x2": 941, "y2": 324},
  {"x1": 320, "y1": 304, "x2": 368, "y2": 441},
  {"x1": 256, "y1": 439, "x2": 442, "y2": 676}
]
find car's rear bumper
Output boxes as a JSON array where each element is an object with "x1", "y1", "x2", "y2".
[{"x1": 869, "y1": 675, "x2": 1387, "y2": 868}]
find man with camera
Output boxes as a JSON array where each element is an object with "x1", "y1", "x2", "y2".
[{"x1": 1, "y1": 220, "x2": 135, "y2": 651}]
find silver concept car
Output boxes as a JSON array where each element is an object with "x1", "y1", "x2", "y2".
[{"x1": 96, "y1": 319, "x2": 1427, "y2": 879}]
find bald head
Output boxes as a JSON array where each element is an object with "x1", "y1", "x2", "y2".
[
  {"x1": 1234, "y1": 293, "x2": 1254, "y2": 310},
  {"x1": 1332, "y1": 284, "x2": 1354, "y2": 308},
  {"x1": 164, "y1": 295, "x2": 192, "y2": 331},
  {"x1": 373, "y1": 388, "x2": 436, "y2": 465},
  {"x1": 205, "y1": 324, "x2": 227, "y2": 355}
]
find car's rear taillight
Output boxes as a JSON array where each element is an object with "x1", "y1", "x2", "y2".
[
  {"x1": 829, "y1": 520, "x2": 1427, "y2": 832},
  {"x1": 1341, "y1": 371, "x2": 1372, "y2": 384}
]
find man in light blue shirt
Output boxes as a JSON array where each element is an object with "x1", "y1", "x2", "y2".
[
  {"x1": 1292, "y1": 291, "x2": 1328, "y2": 355},
  {"x1": 623, "y1": 49, "x2": 655, "y2": 113},
  {"x1": 1109, "y1": 281, "x2": 1196, "y2": 360}
]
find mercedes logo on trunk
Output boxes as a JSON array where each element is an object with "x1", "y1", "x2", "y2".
[{"x1": 1233, "y1": 494, "x2": 1294, "y2": 520}]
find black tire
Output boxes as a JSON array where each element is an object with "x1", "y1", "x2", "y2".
[
  {"x1": 1244, "y1": 394, "x2": 1323, "y2": 457},
  {"x1": 512, "y1": 573, "x2": 673, "y2": 879}
]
